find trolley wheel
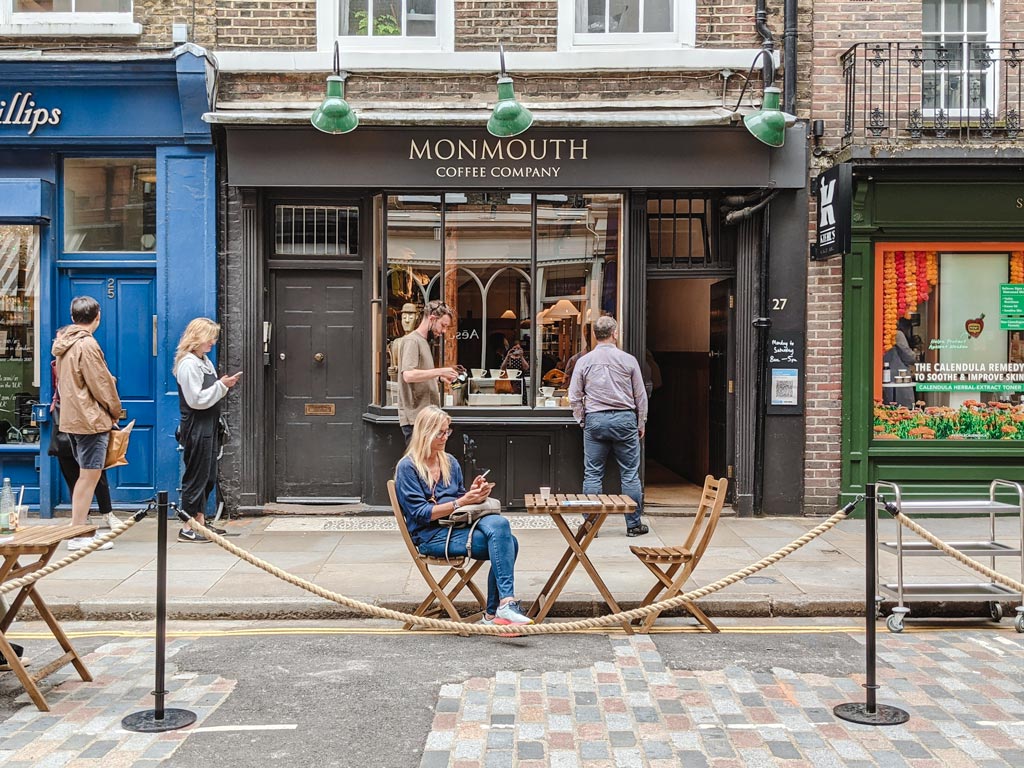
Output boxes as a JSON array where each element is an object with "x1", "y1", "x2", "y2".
[
  {"x1": 886, "y1": 614, "x2": 904, "y2": 634},
  {"x1": 989, "y1": 602, "x2": 1004, "y2": 622},
  {"x1": 1015, "y1": 614, "x2": 1024, "y2": 634}
]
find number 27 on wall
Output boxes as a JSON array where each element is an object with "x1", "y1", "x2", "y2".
[{"x1": 106, "y1": 278, "x2": 115, "y2": 300}]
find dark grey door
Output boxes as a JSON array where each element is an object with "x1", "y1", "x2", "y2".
[
  {"x1": 709, "y1": 279, "x2": 733, "y2": 482},
  {"x1": 272, "y1": 270, "x2": 363, "y2": 501}
]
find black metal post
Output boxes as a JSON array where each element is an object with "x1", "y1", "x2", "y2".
[
  {"x1": 834, "y1": 483, "x2": 910, "y2": 726},
  {"x1": 122, "y1": 491, "x2": 197, "y2": 732}
]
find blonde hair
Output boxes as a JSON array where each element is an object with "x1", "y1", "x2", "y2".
[
  {"x1": 401, "y1": 406, "x2": 453, "y2": 486},
  {"x1": 173, "y1": 318, "x2": 221, "y2": 375}
]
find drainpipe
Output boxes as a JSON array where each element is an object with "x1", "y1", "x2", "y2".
[
  {"x1": 783, "y1": 0, "x2": 797, "y2": 115},
  {"x1": 755, "y1": 0, "x2": 775, "y2": 88}
]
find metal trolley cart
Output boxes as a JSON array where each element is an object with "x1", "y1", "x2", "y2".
[{"x1": 875, "y1": 479, "x2": 1024, "y2": 634}]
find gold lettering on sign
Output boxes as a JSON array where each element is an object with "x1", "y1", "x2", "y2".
[
  {"x1": 305, "y1": 403, "x2": 336, "y2": 416},
  {"x1": 1016, "y1": 197, "x2": 1023, "y2": 209}
]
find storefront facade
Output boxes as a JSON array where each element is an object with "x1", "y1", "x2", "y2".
[
  {"x1": 0, "y1": 47, "x2": 217, "y2": 516},
  {"x1": 218, "y1": 122, "x2": 808, "y2": 513},
  {"x1": 840, "y1": 170, "x2": 1024, "y2": 504}
]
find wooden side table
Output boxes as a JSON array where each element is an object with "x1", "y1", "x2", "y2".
[{"x1": 524, "y1": 493, "x2": 637, "y2": 634}]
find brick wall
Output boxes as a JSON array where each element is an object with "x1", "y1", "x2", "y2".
[
  {"x1": 216, "y1": 0, "x2": 317, "y2": 49},
  {"x1": 455, "y1": 0, "x2": 557, "y2": 51},
  {"x1": 697, "y1": 0, "x2": 762, "y2": 48}
]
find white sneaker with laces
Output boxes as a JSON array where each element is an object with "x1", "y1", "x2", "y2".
[
  {"x1": 106, "y1": 512, "x2": 121, "y2": 530},
  {"x1": 67, "y1": 535, "x2": 113, "y2": 552},
  {"x1": 495, "y1": 600, "x2": 533, "y2": 625}
]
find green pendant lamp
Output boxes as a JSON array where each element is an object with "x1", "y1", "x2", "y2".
[
  {"x1": 487, "y1": 43, "x2": 533, "y2": 138},
  {"x1": 311, "y1": 41, "x2": 359, "y2": 135},
  {"x1": 743, "y1": 86, "x2": 786, "y2": 148}
]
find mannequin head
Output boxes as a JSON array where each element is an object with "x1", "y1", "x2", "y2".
[{"x1": 400, "y1": 303, "x2": 419, "y2": 333}]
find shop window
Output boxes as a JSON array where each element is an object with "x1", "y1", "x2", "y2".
[
  {"x1": 379, "y1": 192, "x2": 623, "y2": 410},
  {"x1": 275, "y1": 205, "x2": 359, "y2": 257},
  {"x1": 0, "y1": 226, "x2": 39, "y2": 445},
  {"x1": 874, "y1": 249, "x2": 1024, "y2": 441},
  {"x1": 63, "y1": 158, "x2": 155, "y2": 254},
  {"x1": 567, "y1": 0, "x2": 688, "y2": 47},
  {"x1": 13, "y1": 0, "x2": 130, "y2": 10},
  {"x1": 921, "y1": 0, "x2": 996, "y2": 115}
]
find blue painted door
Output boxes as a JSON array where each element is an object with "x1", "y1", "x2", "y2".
[{"x1": 57, "y1": 270, "x2": 156, "y2": 502}]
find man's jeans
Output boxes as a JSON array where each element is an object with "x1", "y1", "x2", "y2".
[
  {"x1": 418, "y1": 515, "x2": 520, "y2": 616},
  {"x1": 582, "y1": 410, "x2": 643, "y2": 528}
]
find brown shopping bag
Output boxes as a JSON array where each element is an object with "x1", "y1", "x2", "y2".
[{"x1": 104, "y1": 419, "x2": 135, "y2": 469}]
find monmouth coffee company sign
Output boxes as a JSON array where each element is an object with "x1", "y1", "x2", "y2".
[
  {"x1": 0, "y1": 92, "x2": 62, "y2": 136},
  {"x1": 408, "y1": 137, "x2": 589, "y2": 179}
]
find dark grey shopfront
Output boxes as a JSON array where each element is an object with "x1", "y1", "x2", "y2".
[{"x1": 218, "y1": 125, "x2": 808, "y2": 515}]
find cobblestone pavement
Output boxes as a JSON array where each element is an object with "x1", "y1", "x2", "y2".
[
  {"x1": 0, "y1": 637, "x2": 235, "y2": 767},
  {"x1": 421, "y1": 629, "x2": 1024, "y2": 768},
  {"x1": 2, "y1": 623, "x2": 1024, "y2": 766}
]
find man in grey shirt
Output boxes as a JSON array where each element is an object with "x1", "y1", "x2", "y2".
[
  {"x1": 398, "y1": 300, "x2": 458, "y2": 442},
  {"x1": 568, "y1": 315, "x2": 648, "y2": 535}
]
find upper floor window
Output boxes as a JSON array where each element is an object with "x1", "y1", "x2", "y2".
[
  {"x1": 63, "y1": 158, "x2": 156, "y2": 254},
  {"x1": 3, "y1": 0, "x2": 138, "y2": 35},
  {"x1": 330, "y1": 0, "x2": 450, "y2": 49},
  {"x1": 562, "y1": 0, "x2": 692, "y2": 48},
  {"x1": 922, "y1": 0, "x2": 997, "y2": 114}
]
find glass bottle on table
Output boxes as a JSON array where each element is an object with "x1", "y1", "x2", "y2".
[{"x1": 0, "y1": 477, "x2": 14, "y2": 534}]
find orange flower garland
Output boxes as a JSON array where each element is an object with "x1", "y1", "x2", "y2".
[
  {"x1": 915, "y1": 251, "x2": 930, "y2": 302},
  {"x1": 904, "y1": 250, "x2": 917, "y2": 317},
  {"x1": 883, "y1": 251, "x2": 897, "y2": 349},
  {"x1": 1011, "y1": 251, "x2": 1024, "y2": 284},
  {"x1": 926, "y1": 251, "x2": 938, "y2": 285}
]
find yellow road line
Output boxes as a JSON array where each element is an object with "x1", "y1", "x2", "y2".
[{"x1": 7, "y1": 623, "x2": 1019, "y2": 640}]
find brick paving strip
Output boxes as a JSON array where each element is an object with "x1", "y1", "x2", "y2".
[
  {"x1": 0, "y1": 638, "x2": 235, "y2": 768},
  {"x1": 422, "y1": 631, "x2": 1024, "y2": 768}
]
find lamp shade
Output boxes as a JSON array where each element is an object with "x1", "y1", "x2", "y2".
[
  {"x1": 487, "y1": 77, "x2": 534, "y2": 138},
  {"x1": 311, "y1": 75, "x2": 359, "y2": 135},
  {"x1": 500, "y1": 309, "x2": 517, "y2": 319},
  {"x1": 742, "y1": 86, "x2": 786, "y2": 148},
  {"x1": 547, "y1": 299, "x2": 581, "y2": 319}
]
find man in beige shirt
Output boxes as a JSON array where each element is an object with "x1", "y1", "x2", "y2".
[{"x1": 397, "y1": 300, "x2": 459, "y2": 442}]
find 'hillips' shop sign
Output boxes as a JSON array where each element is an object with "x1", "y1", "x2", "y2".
[{"x1": 0, "y1": 92, "x2": 63, "y2": 136}]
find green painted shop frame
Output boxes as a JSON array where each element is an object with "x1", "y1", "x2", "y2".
[{"x1": 841, "y1": 176, "x2": 1024, "y2": 507}]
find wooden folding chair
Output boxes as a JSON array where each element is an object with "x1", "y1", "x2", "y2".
[
  {"x1": 387, "y1": 480, "x2": 486, "y2": 634},
  {"x1": 629, "y1": 475, "x2": 728, "y2": 633}
]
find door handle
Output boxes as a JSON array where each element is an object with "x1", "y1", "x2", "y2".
[
  {"x1": 152, "y1": 315, "x2": 158, "y2": 357},
  {"x1": 279, "y1": 353, "x2": 286, "y2": 360},
  {"x1": 314, "y1": 352, "x2": 325, "y2": 363}
]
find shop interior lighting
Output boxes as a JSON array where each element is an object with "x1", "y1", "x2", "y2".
[
  {"x1": 546, "y1": 299, "x2": 581, "y2": 319},
  {"x1": 487, "y1": 43, "x2": 534, "y2": 138},
  {"x1": 500, "y1": 309, "x2": 517, "y2": 319},
  {"x1": 311, "y1": 41, "x2": 359, "y2": 135}
]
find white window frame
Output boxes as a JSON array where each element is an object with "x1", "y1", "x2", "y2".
[
  {"x1": 318, "y1": 0, "x2": 454, "y2": 52},
  {"x1": 1, "y1": 0, "x2": 140, "y2": 37},
  {"x1": 557, "y1": 0, "x2": 695, "y2": 50},
  {"x1": 921, "y1": 0, "x2": 999, "y2": 118}
]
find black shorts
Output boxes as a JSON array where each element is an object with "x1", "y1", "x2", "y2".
[{"x1": 69, "y1": 432, "x2": 109, "y2": 471}]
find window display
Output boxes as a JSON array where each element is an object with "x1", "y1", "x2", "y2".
[
  {"x1": 63, "y1": 158, "x2": 156, "y2": 253},
  {"x1": 874, "y1": 249, "x2": 1024, "y2": 440},
  {"x1": 379, "y1": 191, "x2": 622, "y2": 409},
  {"x1": 0, "y1": 226, "x2": 39, "y2": 444}
]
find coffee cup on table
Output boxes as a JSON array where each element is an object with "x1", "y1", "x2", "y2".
[{"x1": 539, "y1": 486, "x2": 551, "y2": 499}]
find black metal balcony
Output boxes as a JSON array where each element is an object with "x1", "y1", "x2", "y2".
[{"x1": 841, "y1": 41, "x2": 1024, "y2": 149}]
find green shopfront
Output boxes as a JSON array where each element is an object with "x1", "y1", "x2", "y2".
[{"x1": 841, "y1": 172, "x2": 1024, "y2": 504}]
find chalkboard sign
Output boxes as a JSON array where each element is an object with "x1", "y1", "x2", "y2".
[{"x1": 766, "y1": 331, "x2": 803, "y2": 414}]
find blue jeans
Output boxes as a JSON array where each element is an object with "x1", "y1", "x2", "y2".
[
  {"x1": 583, "y1": 410, "x2": 643, "y2": 528},
  {"x1": 418, "y1": 515, "x2": 520, "y2": 615}
]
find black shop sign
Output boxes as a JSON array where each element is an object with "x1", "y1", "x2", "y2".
[{"x1": 811, "y1": 163, "x2": 852, "y2": 260}]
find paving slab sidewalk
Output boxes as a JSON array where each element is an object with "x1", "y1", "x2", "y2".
[{"x1": 16, "y1": 513, "x2": 1024, "y2": 622}]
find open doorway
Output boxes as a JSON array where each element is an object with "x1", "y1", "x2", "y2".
[{"x1": 645, "y1": 277, "x2": 731, "y2": 507}]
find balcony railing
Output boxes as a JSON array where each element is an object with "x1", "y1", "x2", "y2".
[{"x1": 841, "y1": 41, "x2": 1024, "y2": 148}]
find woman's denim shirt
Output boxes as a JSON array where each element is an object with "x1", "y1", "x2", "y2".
[{"x1": 395, "y1": 454, "x2": 466, "y2": 547}]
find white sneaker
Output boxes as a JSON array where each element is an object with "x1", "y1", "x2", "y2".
[
  {"x1": 106, "y1": 512, "x2": 121, "y2": 530},
  {"x1": 67, "y1": 536, "x2": 113, "y2": 552}
]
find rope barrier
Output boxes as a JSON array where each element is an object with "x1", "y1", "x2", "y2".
[
  {"x1": 886, "y1": 509, "x2": 1024, "y2": 595},
  {"x1": 0, "y1": 505, "x2": 152, "y2": 596},
  {"x1": 182, "y1": 503, "x2": 855, "y2": 636}
]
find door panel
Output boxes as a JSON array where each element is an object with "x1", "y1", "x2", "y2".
[
  {"x1": 273, "y1": 271, "x2": 362, "y2": 500},
  {"x1": 59, "y1": 271, "x2": 157, "y2": 500},
  {"x1": 709, "y1": 279, "x2": 733, "y2": 483},
  {"x1": 506, "y1": 434, "x2": 552, "y2": 508}
]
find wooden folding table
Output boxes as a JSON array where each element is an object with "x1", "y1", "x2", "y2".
[
  {"x1": 0, "y1": 524, "x2": 97, "y2": 711},
  {"x1": 524, "y1": 493, "x2": 638, "y2": 634}
]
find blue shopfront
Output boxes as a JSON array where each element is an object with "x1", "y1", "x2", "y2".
[{"x1": 0, "y1": 46, "x2": 217, "y2": 517}]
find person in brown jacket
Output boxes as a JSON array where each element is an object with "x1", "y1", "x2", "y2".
[{"x1": 51, "y1": 296, "x2": 122, "y2": 551}]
